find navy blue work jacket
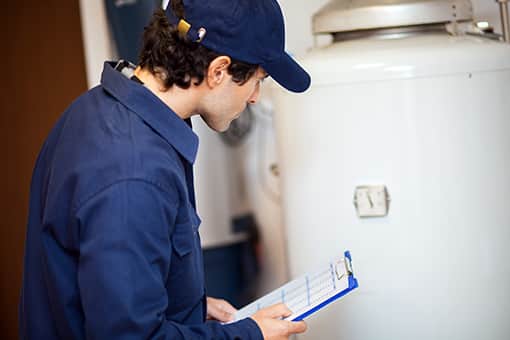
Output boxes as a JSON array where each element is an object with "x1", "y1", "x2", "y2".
[{"x1": 19, "y1": 62, "x2": 262, "y2": 340}]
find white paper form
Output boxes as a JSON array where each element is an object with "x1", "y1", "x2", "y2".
[{"x1": 233, "y1": 251, "x2": 358, "y2": 322}]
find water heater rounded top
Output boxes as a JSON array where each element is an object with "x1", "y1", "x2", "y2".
[{"x1": 313, "y1": 0, "x2": 474, "y2": 34}]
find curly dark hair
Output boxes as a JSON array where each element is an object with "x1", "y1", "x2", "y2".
[{"x1": 138, "y1": 2, "x2": 259, "y2": 90}]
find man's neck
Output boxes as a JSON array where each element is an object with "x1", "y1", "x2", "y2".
[{"x1": 133, "y1": 67, "x2": 201, "y2": 120}]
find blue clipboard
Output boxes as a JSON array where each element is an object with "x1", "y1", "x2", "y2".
[
  {"x1": 292, "y1": 251, "x2": 359, "y2": 321},
  {"x1": 233, "y1": 250, "x2": 359, "y2": 322}
]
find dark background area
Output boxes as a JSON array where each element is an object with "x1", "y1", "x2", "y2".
[{"x1": 1, "y1": 1, "x2": 88, "y2": 338}]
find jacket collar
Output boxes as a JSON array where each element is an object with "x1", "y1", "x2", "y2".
[{"x1": 100, "y1": 61, "x2": 199, "y2": 164}]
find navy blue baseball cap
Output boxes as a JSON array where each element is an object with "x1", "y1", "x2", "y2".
[{"x1": 165, "y1": 0, "x2": 311, "y2": 93}]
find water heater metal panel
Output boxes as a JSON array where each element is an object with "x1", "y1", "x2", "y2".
[{"x1": 313, "y1": 0, "x2": 473, "y2": 34}]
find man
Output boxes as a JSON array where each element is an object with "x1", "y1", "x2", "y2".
[{"x1": 19, "y1": 0, "x2": 311, "y2": 339}]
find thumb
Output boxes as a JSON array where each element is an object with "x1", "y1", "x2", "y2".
[{"x1": 286, "y1": 320, "x2": 307, "y2": 335}]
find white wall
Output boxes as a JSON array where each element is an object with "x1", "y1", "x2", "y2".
[
  {"x1": 79, "y1": 0, "x2": 116, "y2": 88},
  {"x1": 278, "y1": 0, "x2": 330, "y2": 56},
  {"x1": 472, "y1": 0, "x2": 503, "y2": 33}
]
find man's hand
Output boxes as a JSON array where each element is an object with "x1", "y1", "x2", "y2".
[
  {"x1": 206, "y1": 297, "x2": 237, "y2": 323},
  {"x1": 250, "y1": 303, "x2": 307, "y2": 340}
]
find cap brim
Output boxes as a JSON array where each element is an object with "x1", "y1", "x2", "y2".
[{"x1": 262, "y1": 52, "x2": 311, "y2": 93}]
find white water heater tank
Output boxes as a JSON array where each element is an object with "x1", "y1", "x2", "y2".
[{"x1": 272, "y1": 1, "x2": 510, "y2": 339}]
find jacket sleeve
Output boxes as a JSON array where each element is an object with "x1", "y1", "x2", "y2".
[{"x1": 75, "y1": 179, "x2": 263, "y2": 340}]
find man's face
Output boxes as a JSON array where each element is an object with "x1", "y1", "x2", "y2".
[{"x1": 199, "y1": 67, "x2": 267, "y2": 132}]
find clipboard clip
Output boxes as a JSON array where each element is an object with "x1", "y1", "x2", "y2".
[{"x1": 334, "y1": 257, "x2": 353, "y2": 281}]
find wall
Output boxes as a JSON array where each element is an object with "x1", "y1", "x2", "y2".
[
  {"x1": 1, "y1": 2, "x2": 88, "y2": 339},
  {"x1": 472, "y1": 0, "x2": 504, "y2": 33},
  {"x1": 79, "y1": 0, "x2": 117, "y2": 88}
]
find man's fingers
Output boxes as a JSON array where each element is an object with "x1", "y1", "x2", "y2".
[
  {"x1": 212, "y1": 304, "x2": 235, "y2": 322},
  {"x1": 286, "y1": 320, "x2": 307, "y2": 335},
  {"x1": 217, "y1": 300, "x2": 237, "y2": 315},
  {"x1": 262, "y1": 303, "x2": 293, "y2": 319},
  {"x1": 216, "y1": 309, "x2": 234, "y2": 322},
  {"x1": 206, "y1": 297, "x2": 236, "y2": 322}
]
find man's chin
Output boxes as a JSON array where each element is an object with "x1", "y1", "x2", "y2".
[
  {"x1": 205, "y1": 120, "x2": 232, "y2": 133},
  {"x1": 217, "y1": 121, "x2": 232, "y2": 133}
]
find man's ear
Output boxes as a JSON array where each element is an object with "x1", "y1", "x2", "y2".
[{"x1": 206, "y1": 56, "x2": 232, "y2": 88}]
